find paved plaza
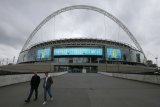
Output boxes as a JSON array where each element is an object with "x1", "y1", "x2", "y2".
[{"x1": 0, "y1": 73, "x2": 160, "y2": 107}]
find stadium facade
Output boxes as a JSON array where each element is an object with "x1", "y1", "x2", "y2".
[
  {"x1": 17, "y1": 38, "x2": 149, "y2": 73},
  {"x1": 16, "y1": 5, "x2": 155, "y2": 73}
]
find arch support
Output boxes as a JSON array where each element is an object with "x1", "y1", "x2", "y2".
[{"x1": 22, "y1": 5, "x2": 144, "y2": 56}]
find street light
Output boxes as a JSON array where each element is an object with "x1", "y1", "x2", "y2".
[
  {"x1": 6, "y1": 58, "x2": 8, "y2": 65},
  {"x1": 155, "y1": 57, "x2": 158, "y2": 67},
  {"x1": 13, "y1": 56, "x2": 15, "y2": 64}
]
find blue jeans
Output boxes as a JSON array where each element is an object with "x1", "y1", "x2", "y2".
[{"x1": 44, "y1": 87, "x2": 52, "y2": 101}]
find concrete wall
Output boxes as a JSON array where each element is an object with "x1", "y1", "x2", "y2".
[
  {"x1": 0, "y1": 63, "x2": 156, "y2": 74},
  {"x1": 0, "y1": 63, "x2": 54, "y2": 73},
  {"x1": 98, "y1": 64, "x2": 155, "y2": 73},
  {"x1": 99, "y1": 72, "x2": 160, "y2": 84},
  {"x1": 0, "y1": 71, "x2": 67, "y2": 87}
]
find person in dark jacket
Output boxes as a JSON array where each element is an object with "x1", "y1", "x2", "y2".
[
  {"x1": 25, "y1": 72, "x2": 40, "y2": 103},
  {"x1": 42, "y1": 72, "x2": 53, "y2": 105}
]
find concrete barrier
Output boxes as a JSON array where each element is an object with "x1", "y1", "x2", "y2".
[
  {"x1": 0, "y1": 63, "x2": 54, "y2": 73},
  {"x1": 0, "y1": 71, "x2": 68, "y2": 87},
  {"x1": 98, "y1": 64, "x2": 156, "y2": 74},
  {"x1": 99, "y1": 72, "x2": 160, "y2": 84}
]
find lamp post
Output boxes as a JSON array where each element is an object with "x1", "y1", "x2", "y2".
[
  {"x1": 6, "y1": 58, "x2": 8, "y2": 65},
  {"x1": 13, "y1": 56, "x2": 15, "y2": 64},
  {"x1": 155, "y1": 57, "x2": 158, "y2": 68},
  {"x1": 2, "y1": 59, "x2": 4, "y2": 65}
]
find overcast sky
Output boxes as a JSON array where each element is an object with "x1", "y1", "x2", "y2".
[{"x1": 0, "y1": 0, "x2": 160, "y2": 65}]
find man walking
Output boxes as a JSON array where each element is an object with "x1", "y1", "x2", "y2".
[
  {"x1": 25, "y1": 72, "x2": 40, "y2": 103},
  {"x1": 43, "y1": 72, "x2": 53, "y2": 105}
]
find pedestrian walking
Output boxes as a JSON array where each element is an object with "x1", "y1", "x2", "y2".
[
  {"x1": 43, "y1": 72, "x2": 53, "y2": 105},
  {"x1": 25, "y1": 72, "x2": 40, "y2": 103}
]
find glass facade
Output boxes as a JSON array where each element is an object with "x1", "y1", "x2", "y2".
[
  {"x1": 130, "y1": 50, "x2": 145, "y2": 63},
  {"x1": 54, "y1": 48, "x2": 103, "y2": 56},
  {"x1": 106, "y1": 48, "x2": 121, "y2": 60},
  {"x1": 17, "y1": 51, "x2": 28, "y2": 63},
  {"x1": 121, "y1": 48, "x2": 130, "y2": 62},
  {"x1": 36, "y1": 48, "x2": 51, "y2": 60},
  {"x1": 54, "y1": 57, "x2": 91, "y2": 63},
  {"x1": 27, "y1": 49, "x2": 35, "y2": 61},
  {"x1": 17, "y1": 46, "x2": 145, "y2": 64}
]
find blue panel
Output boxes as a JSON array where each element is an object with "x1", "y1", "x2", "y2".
[
  {"x1": 107, "y1": 48, "x2": 121, "y2": 58},
  {"x1": 54, "y1": 48, "x2": 102, "y2": 56},
  {"x1": 36, "y1": 48, "x2": 51, "y2": 60}
]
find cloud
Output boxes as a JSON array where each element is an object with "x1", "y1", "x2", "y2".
[{"x1": 0, "y1": 0, "x2": 159, "y2": 65}]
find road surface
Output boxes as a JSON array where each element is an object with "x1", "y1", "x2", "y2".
[{"x1": 0, "y1": 73, "x2": 160, "y2": 107}]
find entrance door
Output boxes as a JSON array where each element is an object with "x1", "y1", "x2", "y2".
[
  {"x1": 69, "y1": 66, "x2": 83, "y2": 73},
  {"x1": 68, "y1": 66, "x2": 97, "y2": 73},
  {"x1": 54, "y1": 65, "x2": 98, "y2": 73}
]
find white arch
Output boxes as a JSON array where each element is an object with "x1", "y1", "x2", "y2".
[{"x1": 22, "y1": 5, "x2": 144, "y2": 56}]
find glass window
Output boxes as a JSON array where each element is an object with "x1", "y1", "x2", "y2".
[
  {"x1": 36, "y1": 47, "x2": 51, "y2": 60},
  {"x1": 106, "y1": 48, "x2": 121, "y2": 60},
  {"x1": 54, "y1": 47, "x2": 103, "y2": 56}
]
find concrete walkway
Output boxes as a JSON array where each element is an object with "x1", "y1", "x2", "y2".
[{"x1": 0, "y1": 73, "x2": 160, "y2": 107}]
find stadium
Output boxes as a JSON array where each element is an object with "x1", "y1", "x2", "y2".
[
  {"x1": 5, "y1": 5, "x2": 155, "y2": 74},
  {"x1": 17, "y1": 38, "x2": 148, "y2": 73}
]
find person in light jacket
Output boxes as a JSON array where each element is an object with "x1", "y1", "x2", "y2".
[{"x1": 42, "y1": 72, "x2": 53, "y2": 105}]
